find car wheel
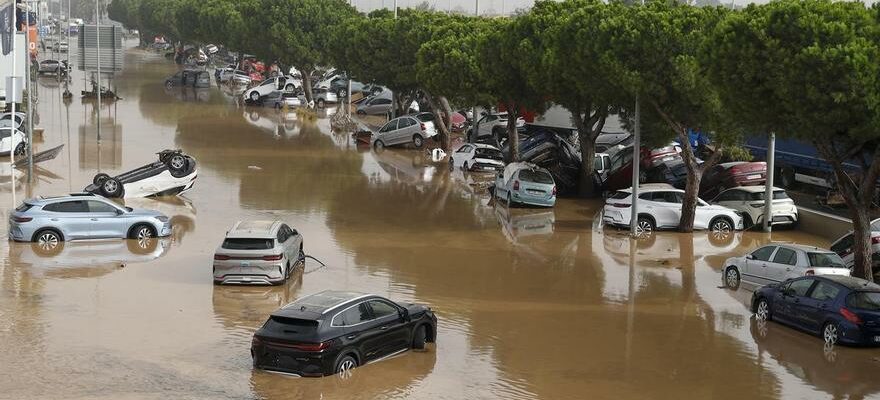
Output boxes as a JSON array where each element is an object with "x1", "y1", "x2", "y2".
[
  {"x1": 462, "y1": 161, "x2": 469, "y2": 172},
  {"x1": 249, "y1": 91, "x2": 260, "y2": 102},
  {"x1": 33, "y1": 230, "x2": 63, "y2": 255},
  {"x1": 167, "y1": 154, "x2": 188, "y2": 172},
  {"x1": 14, "y1": 142, "x2": 25, "y2": 156},
  {"x1": 448, "y1": 159, "x2": 454, "y2": 171},
  {"x1": 357, "y1": 109, "x2": 366, "y2": 115},
  {"x1": 93, "y1": 173, "x2": 110, "y2": 186},
  {"x1": 337, "y1": 88, "x2": 346, "y2": 98},
  {"x1": 412, "y1": 325, "x2": 427, "y2": 350},
  {"x1": 129, "y1": 224, "x2": 156, "y2": 240},
  {"x1": 636, "y1": 216, "x2": 654, "y2": 236},
  {"x1": 742, "y1": 213, "x2": 754, "y2": 230},
  {"x1": 317, "y1": 99, "x2": 325, "y2": 108},
  {"x1": 285, "y1": 84, "x2": 294, "y2": 92},
  {"x1": 755, "y1": 297, "x2": 771, "y2": 321},
  {"x1": 725, "y1": 267, "x2": 741, "y2": 289},
  {"x1": 710, "y1": 217, "x2": 733, "y2": 234},
  {"x1": 374, "y1": 140, "x2": 385, "y2": 152},
  {"x1": 165, "y1": 81, "x2": 173, "y2": 89},
  {"x1": 335, "y1": 355, "x2": 357, "y2": 378},
  {"x1": 101, "y1": 178, "x2": 124, "y2": 198},
  {"x1": 412, "y1": 135, "x2": 424, "y2": 149},
  {"x1": 823, "y1": 322, "x2": 839, "y2": 345}
]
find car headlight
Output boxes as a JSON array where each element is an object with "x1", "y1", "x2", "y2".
[{"x1": 156, "y1": 216, "x2": 169, "y2": 222}]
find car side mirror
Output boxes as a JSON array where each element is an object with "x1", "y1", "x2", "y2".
[
  {"x1": 746, "y1": 254, "x2": 754, "y2": 260},
  {"x1": 115, "y1": 209, "x2": 125, "y2": 215},
  {"x1": 399, "y1": 307, "x2": 410, "y2": 322},
  {"x1": 782, "y1": 288, "x2": 794, "y2": 297}
]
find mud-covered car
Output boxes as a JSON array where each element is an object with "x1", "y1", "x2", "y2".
[
  {"x1": 84, "y1": 149, "x2": 198, "y2": 198},
  {"x1": 37, "y1": 59, "x2": 70, "y2": 75}
]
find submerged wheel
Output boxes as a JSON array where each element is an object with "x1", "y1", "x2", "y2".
[
  {"x1": 374, "y1": 140, "x2": 385, "y2": 152},
  {"x1": 129, "y1": 224, "x2": 156, "y2": 240},
  {"x1": 710, "y1": 218, "x2": 733, "y2": 234},
  {"x1": 13, "y1": 142, "x2": 25, "y2": 156},
  {"x1": 317, "y1": 98, "x2": 325, "y2": 108},
  {"x1": 755, "y1": 298, "x2": 771, "y2": 321},
  {"x1": 412, "y1": 325, "x2": 427, "y2": 350},
  {"x1": 101, "y1": 178, "x2": 123, "y2": 198},
  {"x1": 33, "y1": 229, "x2": 63, "y2": 256},
  {"x1": 636, "y1": 216, "x2": 654, "y2": 236},
  {"x1": 823, "y1": 322, "x2": 839, "y2": 345},
  {"x1": 725, "y1": 267, "x2": 741, "y2": 289},
  {"x1": 249, "y1": 91, "x2": 260, "y2": 102},
  {"x1": 412, "y1": 135, "x2": 424, "y2": 149},
  {"x1": 335, "y1": 355, "x2": 357, "y2": 377}
]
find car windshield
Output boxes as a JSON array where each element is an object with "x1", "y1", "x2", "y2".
[
  {"x1": 748, "y1": 190, "x2": 789, "y2": 201},
  {"x1": 415, "y1": 113, "x2": 434, "y2": 122},
  {"x1": 519, "y1": 169, "x2": 554, "y2": 184},
  {"x1": 808, "y1": 252, "x2": 846, "y2": 268},
  {"x1": 475, "y1": 148, "x2": 502, "y2": 160},
  {"x1": 609, "y1": 191, "x2": 630, "y2": 200},
  {"x1": 847, "y1": 292, "x2": 880, "y2": 311},
  {"x1": 221, "y1": 238, "x2": 274, "y2": 250}
]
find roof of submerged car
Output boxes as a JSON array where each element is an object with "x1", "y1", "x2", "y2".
[
  {"x1": 273, "y1": 290, "x2": 371, "y2": 319},
  {"x1": 227, "y1": 220, "x2": 281, "y2": 238},
  {"x1": 814, "y1": 275, "x2": 880, "y2": 290}
]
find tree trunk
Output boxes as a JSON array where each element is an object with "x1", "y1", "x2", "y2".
[
  {"x1": 438, "y1": 96, "x2": 453, "y2": 151},
  {"x1": 301, "y1": 69, "x2": 313, "y2": 104},
  {"x1": 678, "y1": 129, "x2": 701, "y2": 233},
  {"x1": 424, "y1": 91, "x2": 451, "y2": 151},
  {"x1": 506, "y1": 102, "x2": 520, "y2": 162},
  {"x1": 571, "y1": 108, "x2": 607, "y2": 198},
  {"x1": 851, "y1": 206, "x2": 875, "y2": 281}
]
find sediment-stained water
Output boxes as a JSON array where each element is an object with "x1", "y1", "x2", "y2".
[{"x1": 1, "y1": 44, "x2": 878, "y2": 400}]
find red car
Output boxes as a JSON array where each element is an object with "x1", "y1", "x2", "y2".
[
  {"x1": 603, "y1": 145, "x2": 684, "y2": 191},
  {"x1": 700, "y1": 161, "x2": 767, "y2": 198}
]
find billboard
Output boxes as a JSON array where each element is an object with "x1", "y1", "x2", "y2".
[{"x1": 77, "y1": 25, "x2": 123, "y2": 72}]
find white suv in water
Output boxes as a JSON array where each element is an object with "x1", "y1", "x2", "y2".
[
  {"x1": 603, "y1": 184, "x2": 743, "y2": 234},
  {"x1": 213, "y1": 220, "x2": 303, "y2": 285}
]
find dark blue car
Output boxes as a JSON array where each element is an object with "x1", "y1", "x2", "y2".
[{"x1": 752, "y1": 275, "x2": 880, "y2": 346}]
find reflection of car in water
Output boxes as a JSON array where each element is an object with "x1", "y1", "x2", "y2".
[
  {"x1": 84, "y1": 149, "x2": 198, "y2": 198},
  {"x1": 8, "y1": 236, "x2": 171, "y2": 269},
  {"x1": 750, "y1": 317, "x2": 880, "y2": 399},
  {"x1": 495, "y1": 205, "x2": 555, "y2": 243},
  {"x1": 372, "y1": 149, "x2": 437, "y2": 188},
  {"x1": 243, "y1": 109, "x2": 301, "y2": 138},
  {"x1": 121, "y1": 196, "x2": 197, "y2": 243},
  {"x1": 163, "y1": 86, "x2": 211, "y2": 102},
  {"x1": 212, "y1": 270, "x2": 303, "y2": 331},
  {"x1": 165, "y1": 69, "x2": 212, "y2": 88}
]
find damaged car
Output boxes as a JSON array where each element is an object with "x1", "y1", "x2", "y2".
[
  {"x1": 449, "y1": 143, "x2": 504, "y2": 172},
  {"x1": 494, "y1": 162, "x2": 557, "y2": 207},
  {"x1": 83, "y1": 149, "x2": 198, "y2": 198}
]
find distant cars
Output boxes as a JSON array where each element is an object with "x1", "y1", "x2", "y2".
[
  {"x1": 212, "y1": 220, "x2": 303, "y2": 285},
  {"x1": 700, "y1": 161, "x2": 767, "y2": 199},
  {"x1": 494, "y1": 162, "x2": 557, "y2": 207},
  {"x1": 0, "y1": 121, "x2": 27, "y2": 156},
  {"x1": 751, "y1": 275, "x2": 880, "y2": 346},
  {"x1": 8, "y1": 193, "x2": 172, "y2": 244},
  {"x1": 468, "y1": 112, "x2": 525, "y2": 144},
  {"x1": 722, "y1": 243, "x2": 850, "y2": 289},
  {"x1": 263, "y1": 91, "x2": 305, "y2": 109},
  {"x1": 312, "y1": 87, "x2": 338, "y2": 108},
  {"x1": 372, "y1": 115, "x2": 436, "y2": 150},
  {"x1": 711, "y1": 186, "x2": 799, "y2": 228},
  {"x1": 245, "y1": 76, "x2": 300, "y2": 102},
  {"x1": 215, "y1": 65, "x2": 252, "y2": 85},
  {"x1": 165, "y1": 70, "x2": 211, "y2": 88},
  {"x1": 53, "y1": 41, "x2": 68, "y2": 52},
  {"x1": 83, "y1": 149, "x2": 198, "y2": 198},
  {"x1": 830, "y1": 218, "x2": 880, "y2": 277},
  {"x1": 643, "y1": 159, "x2": 689, "y2": 189},
  {"x1": 251, "y1": 290, "x2": 437, "y2": 377},
  {"x1": 449, "y1": 143, "x2": 504, "y2": 172},
  {"x1": 37, "y1": 59, "x2": 69, "y2": 75},
  {"x1": 356, "y1": 96, "x2": 393, "y2": 115},
  {"x1": 602, "y1": 184, "x2": 743, "y2": 234}
]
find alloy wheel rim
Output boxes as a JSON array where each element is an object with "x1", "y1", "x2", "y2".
[
  {"x1": 38, "y1": 233, "x2": 59, "y2": 249},
  {"x1": 636, "y1": 220, "x2": 652, "y2": 235},
  {"x1": 171, "y1": 156, "x2": 186, "y2": 170},
  {"x1": 756, "y1": 301, "x2": 768, "y2": 320},
  {"x1": 824, "y1": 324, "x2": 838, "y2": 344},
  {"x1": 727, "y1": 269, "x2": 739, "y2": 288},
  {"x1": 104, "y1": 180, "x2": 118, "y2": 193},
  {"x1": 137, "y1": 227, "x2": 152, "y2": 240}
]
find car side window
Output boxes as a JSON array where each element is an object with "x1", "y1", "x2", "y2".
[
  {"x1": 45, "y1": 200, "x2": 88, "y2": 212},
  {"x1": 809, "y1": 281, "x2": 841, "y2": 301},
  {"x1": 87, "y1": 201, "x2": 118, "y2": 213},
  {"x1": 457, "y1": 145, "x2": 471, "y2": 153},
  {"x1": 638, "y1": 193, "x2": 653, "y2": 201},
  {"x1": 786, "y1": 278, "x2": 816, "y2": 297},
  {"x1": 752, "y1": 246, "x2": 776, "y2": 262},
  {"x1": 368, "y1": 300, "x2": 398, "y2": 319},
  {"x1": 380, "y1": 120, "x2": 398, "y2": 132},
  {"x1": 831, "y1": 234, "x2": 854, "y2": 254},
  {"x1": 333, "y1": 302, "x2": 373, "y2": 327},
  {"x1": 714, "y1": 191, "x2": 733, "y2": 202},
  {"x1": 399, "y1": 118, "x2": 415, "y2": 128},
  {"x1": 772, "y1": 247, "x2": 798, "y2": 266}
]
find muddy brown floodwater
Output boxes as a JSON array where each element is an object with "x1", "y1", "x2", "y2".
[{"x1": 2, "y1": 44, "x2": 880, "y2": 400}]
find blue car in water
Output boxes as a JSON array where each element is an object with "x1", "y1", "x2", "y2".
[
  {"x1": 493, "y1": 162, "x2": 557, "y2": 207},
  {"x1": 752, "y1": 275, "x2": 880, "y2": 346}
]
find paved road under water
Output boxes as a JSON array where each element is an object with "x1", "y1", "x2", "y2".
[{"x1": 2, "y1": 44, "x2": 880, "y2": 400}]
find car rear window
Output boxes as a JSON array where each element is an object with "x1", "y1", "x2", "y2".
[
  {"x1": 609, "y1": 191, "x2": 630, "y2": 200},
  {"x1": 475, "y1": 148, "x2": 502, "y2": 160},
  {"x1": 808, "y1": 252, "x2": 846, "y2": 268},
  {"x1": 415, "y1": 113, "x2": 434, "y2": 122},
  {"x1": 222, "y1": 238, "x2": 274, "y2": 250},
  {"x1": 262, "y1": 316, "x2": 319, "y2": 338},
  {"x1": 748, "y1": 190, "x2": 790, "y2": 201},
  {"x1": 847, "y1": 292, "x2": 880, "y2": 311},
  {"x1": 15, "y1": 203, "x2": 32, "y2": 212},
  {"x1": 519, "y1": 169, "x2": 554, "y2": 184}
]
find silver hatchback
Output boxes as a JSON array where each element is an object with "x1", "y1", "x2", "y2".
[
  {"x1": 213, "y1": 220, "x2": 304, "y2": 285},
  {"x1": 8, "y1": 193, "x2": 172, "y2": 245},
  {"x1": 372, "y1": 115, "x2": 433, "y2": 150}
]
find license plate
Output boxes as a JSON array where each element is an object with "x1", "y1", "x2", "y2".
[
  {"x1": 241, "y1": 261, "x2": 250, "y2": 267},
  {"x1": 747, "y1": 174, "x2": 761, "y2": 180},
  {"x1": 874, "y1": 336, "x2": 880, "y2": 342},
  {"x1": 527, "y1": 189, "x2": 543, "y2": 195}
]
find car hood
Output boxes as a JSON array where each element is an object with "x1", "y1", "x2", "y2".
[{"x1": 126, "y1": 208, "x2": 166, "y2": 218}]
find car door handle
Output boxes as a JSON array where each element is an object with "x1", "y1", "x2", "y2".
[
  {"x1": 50, "y1": 218, "x2": 58, "y2": 221},
  {"x1": 346, "y1": 334, "x2": 359, "y2": 340},
  {"x1": 90, "y1": 218, "x2": 98, "y2": 221},
  {"x1": 379, "y1": 325, "x2": 389, "y2": 330}
]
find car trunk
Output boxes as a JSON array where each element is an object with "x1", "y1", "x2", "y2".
[{"x1": 727, "y1": 162, "x2": 766, "y2": 186}]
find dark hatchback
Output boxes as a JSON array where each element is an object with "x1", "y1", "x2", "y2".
[
  {"x1": 752, "y1": 275, "x2": 880, "y2": 346},
  {"x1": 251, "y1": 290, "x2": 437, "y2": 377}
]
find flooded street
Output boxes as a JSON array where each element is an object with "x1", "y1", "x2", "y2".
[{"x1": 3, "y1": 45, "x2": 880, "y2": 400}]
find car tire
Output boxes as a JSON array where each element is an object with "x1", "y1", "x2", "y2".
[
  {"x1": 462, "y1": 161, "x2": 469, "y2": 171},
  {"x1": 742, "y1": 214, "x2": 754, "y2": 230},
  {"x1": 335, "y1": 354, "x2": 357, "y2": 377},
  {"x1": 374, "y1": 140, "x2": 385, "y2": 152},
  {"x1": 101, "y1": 178, "x2": 124, "y2": 198},
  {"x1": 755, "y1": 297, "x2": 771, "y2": 321},
  {"x1": 412, "y1": 325, "x2": 427, "y2": 350},
  {"x1": 710, "y1": 217, "x2": 733, "y2": 233},
  {"x1": 93, "y1": 173, "x2": 111, "y2": 186},
  {"x1": 337, "y1": 88, "x2": 346, "y2": 98},
  {"x1": 165, "y1": 81, "x2": 173, "y2": 89},
  {"x1": 823, "y1": 322, "x2": 839, "y2": 345},
  {"x1": 14, "y1": 142, "x2": 26, "y2": 156},
  {"x1": 129, "y1": 223, "x2": 156, "y2": 240},
  {"x1": 412, "y1": 135, "x2": 424, "y2": 149},
  {"x1": 249, "y1": 91, "x2": 260, "y2": 102},
  {"x1": 33, "y1": 230, "x2": 63, "y2": 256},
  {"x1": 725, "y1": 267, "x2": 741, "y2": 289},
  {"x1": 317, "y1": 99, "x2": 325, "y2": 108},
  {"x1": 357, "y1": 109, "x2": 366, "y2": 115},
  {"x1": 448, "y1": 159, "x2": 454, "y2": 171},
  {"x1": 285, "y1": 83, "x2": 295, "y2": 92},
  {"x1": 166, "y1": 154, "x2": 188, "y2": 172},
  {"x1": 636, "y1": 216, "x2": 655, "y2": 236}
]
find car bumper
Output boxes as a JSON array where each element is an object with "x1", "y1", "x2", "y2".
[
  {"x1": 8, "y1": 223, "x2": 31, "y2": 241},
  {"x1": 213, "y1": 262, "x2": 286, "y2": 285},
  {"x1": 602, "y1": 207, "x2": 630, "y2": 227},
  {"x1": 836, "y1": 321, "x2": 880, "y2": 346},
  {"x1": 511, "y1": 191, "x2": 556, "y2": 207},
  {"x1": 252, "y1": 343, "x2": 335, "y2": 377},
  {"x1": 159, "y1": 222, "x2": 173, "y2": 237}
]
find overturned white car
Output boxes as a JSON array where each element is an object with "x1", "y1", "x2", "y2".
[{"x1": 84, "y1": 149, "x2": 198, "y2": 198}]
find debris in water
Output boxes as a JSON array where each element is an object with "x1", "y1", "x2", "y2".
[{"x1": 248, "y1": 165, "x2": 262, "y2": 170}]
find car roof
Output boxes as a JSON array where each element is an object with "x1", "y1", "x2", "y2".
[
  {"x1": 815, "y1": 275, "x2": 880, "y2": 291},
  {"x1": 618, "y1": 183, "x2": 677, "y2": 193},
  {"x1": 226, "y1": 220, "x2": 282, "y2": 238},
  {"x1": 769, "y1": 243, "x2": 833, "y2": 253},
  {"x1": 28, "y1": 192, "x2": 102, "y2": 205},
  {"x1": 274, "y1": 290, "x2": 371, "y2": 319},
  {"x1": 470, "y1": 143, "x2": 500, "y2": 150}
]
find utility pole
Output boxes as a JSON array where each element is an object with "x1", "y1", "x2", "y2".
[
  {"x1": 630, "y1": 96, "x2": 641, "y2": 237},
  {"x1": 9, "y1": 4, "x2": 18, "y2": 207},
  {"x1": 25, "y1": 0, "x2": 33, "y2": 182},
  {"x1": 95, "y1": 0, "x2": 101, "y2": 141},
  {"x1": 470, "y1": 0, "x2": 479, "y2": 144},
  {"x1": 63, "y1": 0, "x2": 71, "y2": 97},
  {"x1": 762, "y1": 133, "x2": 775, "y2": 232}
]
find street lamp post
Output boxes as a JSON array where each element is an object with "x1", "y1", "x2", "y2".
[
  {"x1": 24, "y1": 0, "x2": 33, "y2": 182},
  {"x1": 95, "y1": 0, "x2": 101, "y2": 141}
]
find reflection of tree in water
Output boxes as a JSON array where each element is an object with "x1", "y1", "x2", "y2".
[{"x1": 137, "y1": 77, "x2": 235, "y2": 128}]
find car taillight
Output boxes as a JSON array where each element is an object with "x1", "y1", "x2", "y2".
[
  {"x1": 872, "y1": 236, "x2": 880, "y2": 244},
  {"x1": 552, "y1": 186, "x2": 557, "y2": 196},
  {"x1": 840, "y1": 307, "x2": 863, "y2": 325},
  {"x1": 611, "y1": 203, "x2": 631, "y2": 208},
  {"x1": 513, "y1": 180, "x2": 520, "y2": 191},
  {"x1": 252, "y1": 336, "x2": 263, "y2": 347},
  {"x1": 214, "y1": 254, "x2": 230, "y2": 260},
  {"x1": 291, "y1": 341, "x2": 332, "y2": 352},
  {"x1": 11, "y1": 216, "x2": 32, "y2": 223},
  {"x1": 263, "y1": 254, "x2": 283, "y2": 261},
  {"x1": 804, "y1": 269, "x2": 814, "y2": 276}
]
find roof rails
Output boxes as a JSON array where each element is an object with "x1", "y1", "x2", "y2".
[{"x1": 68, "y1": 192, "x2": 96, "y2": 197}]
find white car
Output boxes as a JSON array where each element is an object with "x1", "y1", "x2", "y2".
[
  {"x1": 0, "y1": 121, "x2": 28, "y2": 156},
  {"x1": 244, "y1": 76, "x2": 300, "y2": 103},
  {"x1": 721, "y1": 243, "x2": 851, "y2": 289},
  {"x1": 312, "y1": 87, "x2": 338, "y2": 108},
  {"x1": 711, "y1": 186, "x2": 799, "y2": 229},
  {"x1": 450, "y1": 143, "x2": 504, "y2": 172},
  {"x1": 469, "y1": 112, "x2": 525, "y2": 142},
  {"x1": 216, "y1": 65, "x2": 252, "y2": 85},
  {"x1": 603, "y1": 184, "x2": 743, "y2": 234},
  {"x1": 830, "y1": 218, "x2": 880, "y2": 276},
  {"x1": 212, "y1": 220, "x2": 304, "y2": 285},
  {"x1": 83, "y1": 150, "x2": 198, "y2": 198}
]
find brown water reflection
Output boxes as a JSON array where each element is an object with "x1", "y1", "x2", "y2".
[{"x1": 2, "y1": 44, "x2": 880, "y2": 399}]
